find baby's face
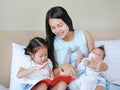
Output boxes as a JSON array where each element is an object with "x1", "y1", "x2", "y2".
[{"x1": 89, "y1": 48, "x2": 104, "y2": 60}]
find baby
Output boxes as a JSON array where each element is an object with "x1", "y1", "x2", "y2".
[{"x1": 69, "y1": 46, "x2": 106, "y2": 90}]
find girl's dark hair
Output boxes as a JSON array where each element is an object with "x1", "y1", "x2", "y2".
[
  {"x1": 24, "y1": 37, "x2": 47, "y2": 55},
  {"x1": 45, "y1": 6, "x2": 74, "y2": 68}
]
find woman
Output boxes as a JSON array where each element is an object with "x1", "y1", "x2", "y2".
[{"x1": 45, "y1": 6, "x2": 108, "y2": 90}]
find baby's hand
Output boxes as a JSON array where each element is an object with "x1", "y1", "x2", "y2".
[
  {"x1": 84, "y1": 60, "x2": 90, "y2": 66},
  {"x1": 75, "y1": 53, "x2": 85, "y2": 68},
  {"x1": 78, "y1": 53, "x2": 84, "y2": 60}
]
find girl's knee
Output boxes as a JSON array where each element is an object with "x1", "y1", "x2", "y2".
[
  {"x1": 31, "y1": 82, "x2": 47, "y2": 90},
  {"x1": 51, "y1": 81, "x2": 67, "y2": 90},
  {"x1": 58, "y1": 81, "x2": 67, "y2": 86}
]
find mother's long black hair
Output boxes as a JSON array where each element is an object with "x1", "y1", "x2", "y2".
[{"x1": 45, "y1": 6, "x2": 74, "y2": 68}]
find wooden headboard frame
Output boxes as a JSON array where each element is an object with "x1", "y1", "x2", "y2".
[{"x1": 88, "y1": 28, "x2": 120, "y2": 40}]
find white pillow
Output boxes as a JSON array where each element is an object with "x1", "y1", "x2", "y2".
[
  {"x1": 9, "y1": 43, "x2": 31, "y2": 90},
  {"x1": 95, "y1": 39, "x2": 120, "y2": 84}
]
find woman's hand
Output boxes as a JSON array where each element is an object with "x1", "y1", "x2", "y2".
[
  {"x1": 85, "y1": 57, "x2": 108, "y2": 71},
  {"x1": 60, "y1": 63, "x2": 77, "y2": 76}
]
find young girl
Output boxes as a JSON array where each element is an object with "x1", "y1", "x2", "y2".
[{"x1": 16, "y1": 37, "x2": 67, "y2": 90}]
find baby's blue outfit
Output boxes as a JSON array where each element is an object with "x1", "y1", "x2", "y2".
[
  {"x1": 54, "y1": 30, "x2": 107, "y2": 90},
  {"x1": 73, "y1": 59, "x2": 106, "y2": 90}
]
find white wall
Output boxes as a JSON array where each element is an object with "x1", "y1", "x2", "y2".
[{"x1": 0, "y1": 0, "x2": 120, "y2": 30}]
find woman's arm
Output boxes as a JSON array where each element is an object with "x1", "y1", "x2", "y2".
[
  {"x1": 84, "y1": 31, "x2": 108, "y2": 71},
  {"x1": 53, "y1": 67, "x2": 61, "y2": 77},
  {"x1": 50, "y1": 70, "x2": 54, "y2": 79},
  {"x1": 53, "y1": 63, "x2": 76, "y2": 76},
  {"x1": 87, "y1": 57, "x2": 108, "y2": 71},
  {"x1": 53, "y1": 51, "x2": 61, "y2": 76},
  {"x1": 53, "y1": 49, "x2": 76, "y2": 76},
  {"x1": 54, "y1": 50, "x2": 76, "y2": 76},
  {"x1": 84, "y1": 31, "x2": 95, "y2": 52}
]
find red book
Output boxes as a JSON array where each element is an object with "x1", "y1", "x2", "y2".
[{"x1": 39, "y1": 75, "x2": 75, "y2": 86}]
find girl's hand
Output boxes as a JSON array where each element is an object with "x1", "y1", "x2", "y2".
[
  {"x1": 36, "y1": 62, "x2": 48, "y2": 70},
  {"x1": 60, "y1": 63, "x2": 77, "y2": 76},
  {"x1": 86, "y1": 57, "x2": 108, "y2": 71}
]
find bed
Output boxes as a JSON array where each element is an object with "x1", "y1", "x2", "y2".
[{"x1": 0, "y1": 29, "x2": 120, "y2": 90}]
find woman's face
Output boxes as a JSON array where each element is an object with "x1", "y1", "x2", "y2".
[
  {"x1": 31, "y1": 46, "x2": 48, "y2": 65},
  {"x1": 49, "y1": 18, "x2": 69, "y2": 39}
]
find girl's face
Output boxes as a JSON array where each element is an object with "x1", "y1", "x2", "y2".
[
  {"x1": 31, "y1": 46, "x2": 48, "y2": 65},
  {"x1": 49, "y1": 18, "x2": 69, "y2": 39}
]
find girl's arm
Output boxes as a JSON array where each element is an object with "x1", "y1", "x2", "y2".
[
  {"x1": 16, "y1": 67, "x2": 37, "y2": 78},
  {"x1": 84, "y1": 31, "x2": 108, "y2": 71},
  {"x1": 17, "y1": 62, "x2": 48, "y2": 78}
]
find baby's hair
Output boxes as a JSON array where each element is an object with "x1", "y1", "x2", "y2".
[
  {"x1": 24, "y1": 37, "x2": 47, "y2": 55},
  {"x1": 97, "y1": 45, "x2": 106, "y2": 59}
]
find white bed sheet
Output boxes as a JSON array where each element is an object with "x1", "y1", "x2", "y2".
[
  {"x1": 0, "y1": 84, "x2": 9, "y2": 90},
  {"x1": 9, "y1": 39, "x2": 120, "y2": 90}
]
